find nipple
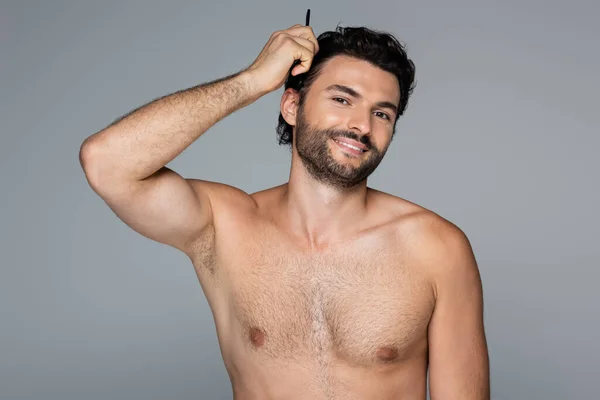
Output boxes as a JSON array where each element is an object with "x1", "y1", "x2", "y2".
[
  {"x1": 375, "y1": 346, "x2": 399, "y2": 362},
  {"x1": 249, "y1": 327, "x2": 266, "y2": 347}
]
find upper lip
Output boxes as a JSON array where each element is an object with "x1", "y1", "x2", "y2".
[{"x1": 333, "y1": 137, "x2": 369, "y2": 151}]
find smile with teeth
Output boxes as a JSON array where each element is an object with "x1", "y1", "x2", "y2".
[{"x1": 333, "y1": 139, "x2": 367, "y2": 152}]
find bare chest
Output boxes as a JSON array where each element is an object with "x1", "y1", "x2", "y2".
[{"x1": 207, "y1": 226, "x2": 435, "y2": 366}]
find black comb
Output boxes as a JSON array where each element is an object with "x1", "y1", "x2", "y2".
[{"x1": 290, "y1": 9, "x2": 312, "y2": 73}]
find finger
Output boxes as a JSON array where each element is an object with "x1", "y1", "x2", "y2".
[
  {"x1": 285, "y1": 35, "x2": 316, "y2": 55},
  {"x1": 284, "y1": 26, "x2": 319, "y2": 53},
  {"x1": 289, "y1": 42, "x2": 315, "y2": 75}
]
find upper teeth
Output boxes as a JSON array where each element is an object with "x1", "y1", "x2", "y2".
[{"x1": 335, "y1": 140, "x2": 364, "y2": 152}]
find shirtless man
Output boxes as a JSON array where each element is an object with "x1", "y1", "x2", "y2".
[{"x1": 79, "y1": 23, "x2": 489, "y2": 400}]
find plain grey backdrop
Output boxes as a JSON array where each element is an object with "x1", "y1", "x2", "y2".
[{"x1": 1, "y1": 0, "x2": 598, "y2": 399}]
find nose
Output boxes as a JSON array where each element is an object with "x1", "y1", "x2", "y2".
[{"x1": 347, "y1": 109, "x2": 372, "y2": 135}]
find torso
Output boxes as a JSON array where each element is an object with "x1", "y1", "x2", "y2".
[{"x1": 188, "y1": 185, "x2": 438, "y2": 400}]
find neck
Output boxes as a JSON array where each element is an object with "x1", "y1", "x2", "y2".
[{"x1": 279, "y1": 156, "x2": 370, "y2": 249}]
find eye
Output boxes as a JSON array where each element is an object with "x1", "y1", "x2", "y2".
[
  {"x1": 374, "y1": 111, "x2": 390, "y2": 120},
  {"x1": 332, "y1": 97, "x2": 349, "y2": 105}
]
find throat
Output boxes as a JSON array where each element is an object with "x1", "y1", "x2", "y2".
[{"x1": 278, "y1": 186, "x2": 371, "y2": 249}]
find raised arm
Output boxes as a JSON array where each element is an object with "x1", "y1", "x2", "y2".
[
  {"x1": 79, "y1": 24, "x2": 319, "y2": 255},
  {"x1": 79, "y1": 71, "x2": 260, "y2": 254}
]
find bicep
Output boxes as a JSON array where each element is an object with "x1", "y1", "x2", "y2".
[
  {"x1": 93, "y1": 166, "x2": 214, "y2": 254},
  {"x1": 427, "y1": 230, "x2": 490, "y2": 400}
]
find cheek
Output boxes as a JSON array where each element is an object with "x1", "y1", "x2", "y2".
[
  {"x1": 321, "y1": 109, "x2": 345, "y2": 126},
  {"x1": 307, "y1": 100, "x2": 343, "y2": 125},
  {"x1": 371, "y1": 133, "x2": 392, "y2": 152}
]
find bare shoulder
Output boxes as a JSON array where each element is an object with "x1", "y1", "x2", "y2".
[
  {"x1": 184, "y1": 179, "x2": 258, "y2": 263},
  {"x1": 371, "y1": 188, "x2": 477, "y2": 277},
  {"x1": 367, "y1": 188, "x2": 451, "y2": 231},
  {"x1": 187, "y1": 178, "x2": 257, "y2": 213},
  {"x1": 394, "y1": 202, "x2": 480, "y2": 302}
]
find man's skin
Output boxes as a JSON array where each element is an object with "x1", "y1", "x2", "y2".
[{"x1": 80, "y1": 24, "x2": 489, "y2": 399}]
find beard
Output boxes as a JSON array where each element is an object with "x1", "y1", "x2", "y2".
[{"x1": 294, "y1": 107, "x2": 388, "y2": 190}]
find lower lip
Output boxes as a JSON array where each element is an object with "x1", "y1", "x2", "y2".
[{"x1": 332, "y1": 139, "x2": 365, "y2": 156}]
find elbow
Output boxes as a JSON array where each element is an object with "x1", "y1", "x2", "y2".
[{"x1": 79, "y1": 137, "x2": 108, "y2": 191}]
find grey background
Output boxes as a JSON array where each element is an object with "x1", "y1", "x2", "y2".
[{"x1": 1, "y1": 0, "x2": 598, "y2": 399}]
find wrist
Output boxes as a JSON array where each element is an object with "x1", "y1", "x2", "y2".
[{"x1": 238, "y1": 69, "x2": 269, "y2": 101}]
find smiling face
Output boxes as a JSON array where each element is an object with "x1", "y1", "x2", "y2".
[{"x1": 287, "y1": 55, "x2": 401, "y2": 189}]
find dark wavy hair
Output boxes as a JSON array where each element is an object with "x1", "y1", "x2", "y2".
[{"x1": 276, "y1": 25, "x2": 416, "y2": 146}]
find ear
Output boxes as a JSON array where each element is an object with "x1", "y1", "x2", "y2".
[{"x1": 280, "y1": 88, "x2": 301, "y2": 127}]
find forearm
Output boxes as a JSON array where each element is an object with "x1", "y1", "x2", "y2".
[{"x1": 80, "y1": 70, "x2": 261, "y2": 182}]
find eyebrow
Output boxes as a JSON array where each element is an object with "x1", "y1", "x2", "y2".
[{"x1": 324, "y1": 84, "x2": 398, "y2": 115}]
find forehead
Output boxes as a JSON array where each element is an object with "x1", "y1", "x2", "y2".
[{"x1": 310, "y1": 55, "x2": 400, "y2": 105}]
